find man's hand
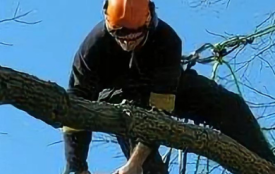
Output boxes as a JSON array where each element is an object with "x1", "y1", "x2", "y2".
[
  {"x1": 114, "y1": 142, "x2": 152, "y2": 174},
  {"x1": 113, "y1": 161, "x2": 143, "y2": 174}
]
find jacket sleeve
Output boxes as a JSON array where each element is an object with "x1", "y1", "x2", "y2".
[
  {"x1": 151, "y1": 33, "x2": 182, "y2": 95},
  {"x1": 67, "y1": 39, "x2": 102, "y2": 101}
]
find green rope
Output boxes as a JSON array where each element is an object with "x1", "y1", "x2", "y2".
[
  {"x1": 175, "y1": 23, "x2": 275, "y2": 173},
  {"x1": 189, "y1": 24, "x2": 275, "y2": 97},
  {"x1": 217, "y1": 24, "x2": 275, "y2": 51},
  {"x1": 211, "y1": 61, "x2": 220, "y2": 81},
  {"x1": 222, "y1": 60, "x2": 243, "y2": 97}
]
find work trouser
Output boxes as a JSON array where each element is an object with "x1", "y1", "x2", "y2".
[{"x1": 63, "y1": 69, "x2": 275, "y2": 173}]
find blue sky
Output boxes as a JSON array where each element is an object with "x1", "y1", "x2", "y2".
[{"x1": 1, "y1": 0, "x2": 275, "y2": 173}]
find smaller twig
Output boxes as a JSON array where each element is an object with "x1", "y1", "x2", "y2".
[
  {"x1": 205, "y1": 29, "x2": 228, "y2": 39},
  {"x1": 0, "y1": 42, "x2": 13, "y2": 46},
  {"x1": 262, "y1": 127, "x2": 275, "y2": 131},
  {"x1": 194, "y1": 155, "x2": 201, "y2": 174},
  {"x1": 182, "y1": 149, "x2": 188, "y2": 174},
  {"x1": 208, "y1": 164, "x2": 222, "y2": 173},
  {"x1": 0, "y1": 2, "x2": 41, "y2": 24},
  {"x1": 256, "y1": 11, "x2": 275, "y2": 30},
  {"x1": 206, "y1": 158, "x2": 210, "y2": 173},
  {"x1": 47, "y1": 140, "x2": 63, "y2": 147}
]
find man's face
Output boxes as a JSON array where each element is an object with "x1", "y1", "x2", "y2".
[
  {"x1": 114, "y1": 30, "x2": 148, "y2": 51},
  {"x1": 105, "y1": 14, "x2": 151, "y2": 51}
]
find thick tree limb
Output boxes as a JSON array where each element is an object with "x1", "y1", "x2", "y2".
[{"x1": 0, "y1": 65, "x2": 275, "y2": 174}]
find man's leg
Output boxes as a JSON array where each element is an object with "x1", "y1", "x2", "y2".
[
  {"x1": 62, "y1": 126, "x2": 92, "y2": 174},
  {"x1": 174, "y1": 69, "x2": 275, "y2": 163}
]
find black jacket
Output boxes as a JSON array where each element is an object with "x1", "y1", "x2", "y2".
[{"x1": 67, "y1": 18, "x2": 183, "y2": 105}]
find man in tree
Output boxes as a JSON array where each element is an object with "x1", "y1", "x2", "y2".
[{"x1": 62, "y1": 0, "x2": 275, "y2": 173}]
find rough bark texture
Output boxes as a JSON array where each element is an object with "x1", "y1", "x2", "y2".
[{"x1": 1, "y1": 65, "x2": 275, "y2": 174}]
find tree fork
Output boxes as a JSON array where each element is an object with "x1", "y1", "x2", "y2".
[{"x1": 0, "y1": 65, "x2": 275, "y2": 174}]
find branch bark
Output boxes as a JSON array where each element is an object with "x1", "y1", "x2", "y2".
[{"x1": 1, "y1": 65, "x2": 275, "y2": 174}]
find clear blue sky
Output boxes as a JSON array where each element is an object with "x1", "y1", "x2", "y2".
[{"x1": 1, "y1": 0, "x2": 275, "y2": 173}]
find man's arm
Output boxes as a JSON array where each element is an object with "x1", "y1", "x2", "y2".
[
  {"x1": 67, "y1": 49, "x2": 101, "y2": 101},
  {"x1": 127, "y1": 142, "x2": 153, "y2": 166},
  {"x1": 149, "y1": 27, "x2": 182, "y2": 113},
  {"x1": 67, "y1": 21, "x2": 106, "y2": 101}
]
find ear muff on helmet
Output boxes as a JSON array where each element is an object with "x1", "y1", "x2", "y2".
[{"x1": 147, "y1": 1, "x2": 159, "y2": 31}]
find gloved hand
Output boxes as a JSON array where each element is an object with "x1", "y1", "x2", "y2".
[{"x1": 149, "y1": 92, "x2": 176, "y2": 113}]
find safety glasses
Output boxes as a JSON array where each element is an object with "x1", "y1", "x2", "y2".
[{"x1": 105, "y1": 13, "x2": 152, "y2": 40}]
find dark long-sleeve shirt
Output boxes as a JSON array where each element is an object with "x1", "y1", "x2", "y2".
[{"x1": 67, "y1": 18, "x2": 183, "y2": 106}]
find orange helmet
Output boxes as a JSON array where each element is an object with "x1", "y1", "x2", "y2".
[
  {"x1": 103, "y1": 0, "x2": 152, "y2": 51},
  {"x1": 104, "y1": 0, "x2": 150, "y2": 30}
]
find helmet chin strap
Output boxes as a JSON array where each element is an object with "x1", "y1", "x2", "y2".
[{"x1": 140, "y1": 30, "x2": 150, "y2": 47}]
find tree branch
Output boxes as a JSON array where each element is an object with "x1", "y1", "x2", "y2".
[{"x1": 0, "y1": 65, "x2": 275, "y2": 174}]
